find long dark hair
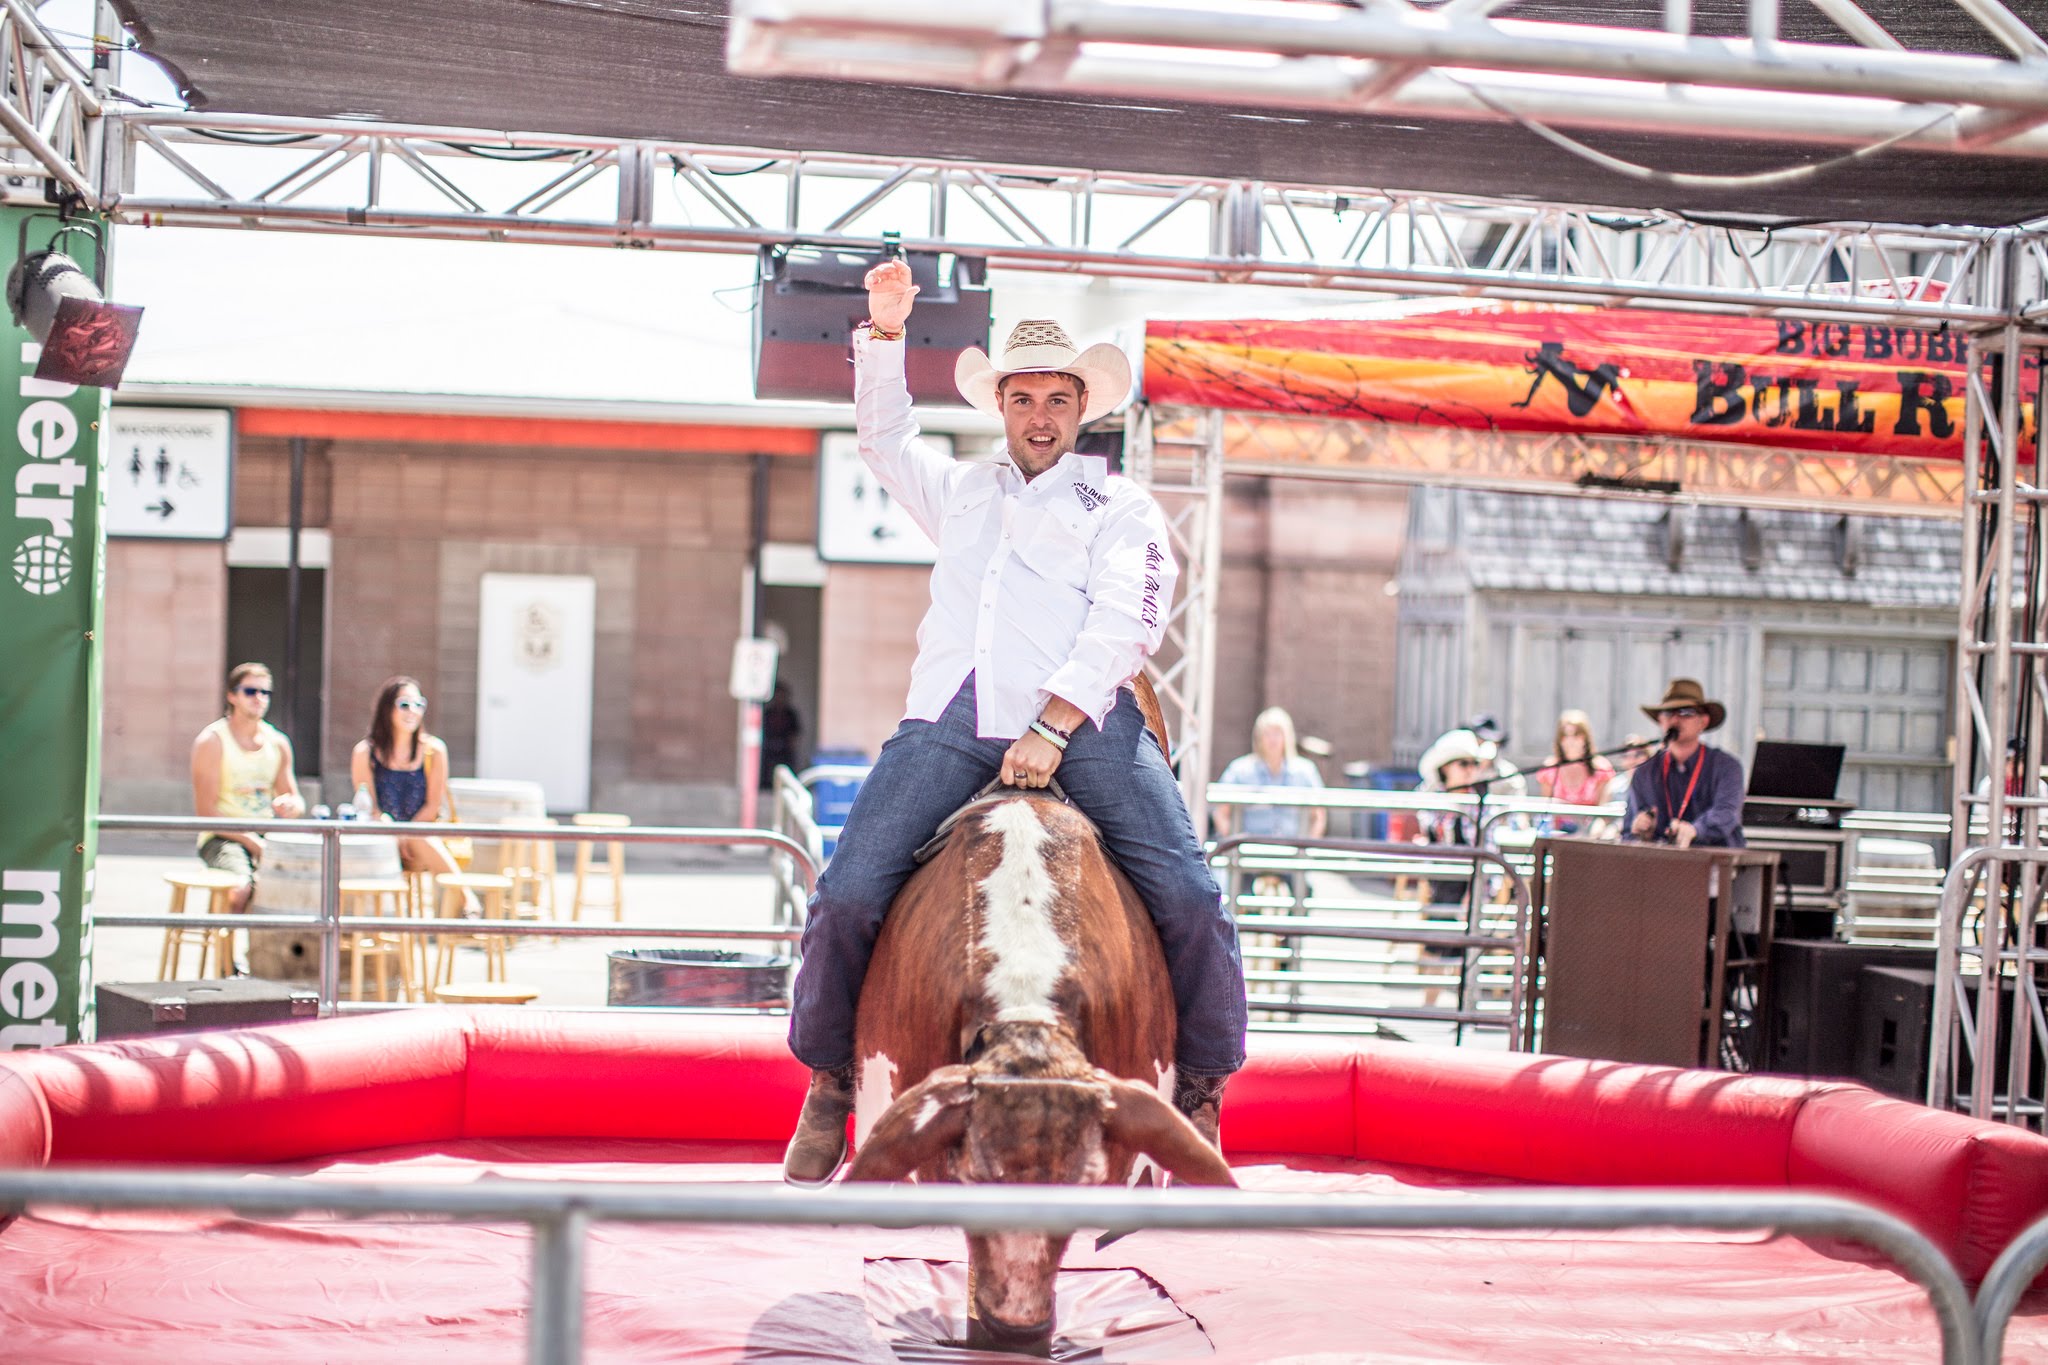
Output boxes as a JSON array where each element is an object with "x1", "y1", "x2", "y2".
[{"x1": 366, "y1": 675, "x2": 428, "y2": 767}]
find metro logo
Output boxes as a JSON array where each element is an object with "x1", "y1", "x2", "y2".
[
  {"x1": 8, "y1": 343, "x2": 82, "y2": 595},
  {"x1": 0, "y1": 869, "x2": 65, "y2": 1049}
]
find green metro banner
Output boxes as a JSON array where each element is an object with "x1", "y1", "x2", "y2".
[{"x1": 0, "y1": 206, "x2": 107, "y2": 1048}]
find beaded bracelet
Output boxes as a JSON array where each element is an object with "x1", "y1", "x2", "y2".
[{"x1": 863, "y1": 320, "x2": 904, "y2": 342}]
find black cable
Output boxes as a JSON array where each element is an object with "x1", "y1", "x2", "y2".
[
  {"x1": 194, "y1": 129, "x2": 320, "y2": 146},
  {"x1": 438, "y1": 142, "x2": 578, "y2": 162}
]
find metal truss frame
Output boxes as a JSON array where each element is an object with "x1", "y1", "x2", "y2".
[
  {"x1": 1938, "y1": 324, "x2": 2048, "y2": 1128},
  {"x1": 1, "y1": 0, "x2": 2047, "y2": 1118},
  {"x1": 729, "y1": 0, "x2": 2048, "y2": 156},
  {"x1": 28, "y1": 111, "x2": 2021, "y2": 328},
  {"x1": 0, "y1": 0, "x2": 100, "y2": 201},
  {"x1": 1126, "y1": 403, "x2": 1225, "y2": 828}
]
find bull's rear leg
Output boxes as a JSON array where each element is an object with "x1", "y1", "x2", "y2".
[{"x1": 783, "y1": 1062, "x2": 856, "y2": 1186}]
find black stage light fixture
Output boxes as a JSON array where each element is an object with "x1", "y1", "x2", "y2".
[
  {"x1": 753, "y1": 242, "x2": 989, "y2": 403},
  {"x1": 5, "y1": 220, "x2": 142, "y2": 388}
]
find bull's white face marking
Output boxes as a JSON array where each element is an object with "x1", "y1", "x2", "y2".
[
  {"x1": 976, "y1": 801, "x2": 1070, "y2": 1016},
  {"x1": 853, "y1": 1051, "x2": 898, "y2": 1149}
]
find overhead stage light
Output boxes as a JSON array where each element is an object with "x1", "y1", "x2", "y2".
[{"x1": 5, "y1": 223, "x2": 143, "y2": 389}]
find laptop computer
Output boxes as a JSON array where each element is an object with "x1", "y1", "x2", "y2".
[{"x1": 1747, "y1": 740, "x2": 1847, "y2": 802}]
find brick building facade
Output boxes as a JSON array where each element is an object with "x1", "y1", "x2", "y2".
[{"x1": 99, "y1": 395, "x2": 1409, "y2": 821}]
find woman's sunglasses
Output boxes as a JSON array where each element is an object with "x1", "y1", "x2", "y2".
[{"x1": 395, "y1": 698, "x2": 428, "y2": 713}]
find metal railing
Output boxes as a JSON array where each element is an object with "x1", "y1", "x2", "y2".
[
  {"x1": 0, "y1": 1169, "x2": 1981, "y2": 1365},
  {"x1": 1211, "y1": 833, "x2": 1531, "y2": 1047},
  {"x1": 1930, "y1": 844, "x2": 2048, "y2": 1124},
  {"x1": 93, "y1": 815, "x2": 821, "y2": 1015},
  {"x1": 1975, "y1": 1208, "x2": 2048, "y2": 1362}
]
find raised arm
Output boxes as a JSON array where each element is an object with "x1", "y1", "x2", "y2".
[{"x1": 853, "y1": 259, "x2": 959, "y2": 538}]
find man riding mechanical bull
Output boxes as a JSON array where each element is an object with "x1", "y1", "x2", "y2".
[{"x1": 782, "y1": 260, "x2": 1249, "y2": 1186}]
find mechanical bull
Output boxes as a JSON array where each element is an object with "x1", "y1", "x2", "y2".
[{"x1": 842, "y1": 782, "x2": 1234, "y2": 1355}]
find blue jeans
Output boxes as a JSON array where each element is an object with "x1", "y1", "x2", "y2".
[{"x1": 789, "y1": 676, "x2": 1246, "y2": 1077}]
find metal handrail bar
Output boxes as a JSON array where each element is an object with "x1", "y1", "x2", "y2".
[
  {"x1": 1975, "y1": 1209, "x2": 2048, "y2": 1360},
  {"x1": 97, "y1": 815, "x2": 821, "y2": 872},
  {"x1": 98, "y1": 913, "x2": 799, "y2": 942},
  {"x1": 1210, "y1": 833, "x2": 1531, "y2": 1046},
  {"x1": 1201, "y1": 786, "x2": 1955, "y2": 838},
  {"x1": 0, "y1": 1171, "x2": 1978, "y2": 1365},
  {"x1": 1929, "y1": 844, "x2": 2048, "y2": 1117},
  {"x1": 93, "y1": 815, "x2": 821, "y2": 1015}
]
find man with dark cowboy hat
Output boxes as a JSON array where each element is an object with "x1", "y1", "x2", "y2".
[
  {"x1": 1622, "y1": 678, "x2": 1747, "y2": 849},
  {"x1": 778, "y1": 259, "x2": 1246, "y2": 1185}
]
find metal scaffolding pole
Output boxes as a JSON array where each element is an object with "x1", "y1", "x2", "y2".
[
  {"x1": 1938, "y1": 321, "x2": 2048, "y2": 1126},
  {"x1": 1127, "y1": 403, "x2": 1224, "y2": 828}
]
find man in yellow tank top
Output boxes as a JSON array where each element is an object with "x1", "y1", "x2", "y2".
[{"x1": 189, "y1": 661, "x2": 306, "y2": 915}]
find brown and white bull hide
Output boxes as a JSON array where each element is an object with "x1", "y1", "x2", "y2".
[{"x1": 843, "y1": 791, "x2": 1233, "y2": 1356}]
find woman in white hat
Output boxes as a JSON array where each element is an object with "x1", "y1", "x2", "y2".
[{"x1": 780, "y1": 259, "x2": 1245, "y2": 1184}]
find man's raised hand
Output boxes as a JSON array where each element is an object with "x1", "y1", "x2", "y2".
[{"x1": 864, "y1": 259, "x2": 919, "y2": 330}]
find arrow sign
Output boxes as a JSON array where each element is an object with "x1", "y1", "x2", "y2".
[{"x1": 145, "y1": 499, "x2": 175, "y2": 519}]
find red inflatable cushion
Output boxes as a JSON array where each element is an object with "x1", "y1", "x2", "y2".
[
  {"x1": 1350, "y1": 1046, "x2": 1815, "y2": 1187},
  {"x1": 17, "y1": 1010, "x2": 469, "y2": 1165},
  {"x1": 462, "y1": 1011, "x2": 808, "y2": 1142},
  {"x1": 1789, "y1": 1084, "x2": 2048, "y2": 1282},
  {"x1": 1225, "y1": 1034, "x2": 1358, "y2": 1156}
]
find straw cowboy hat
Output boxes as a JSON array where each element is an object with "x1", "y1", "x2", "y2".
[
  {"x1": 1641, "y1": 678, "x2": 1727, "y2": 731},
  {"x1": 1417, "y1": 728, "x2": 1488, "y2": 789},
  {"x1": 955, "y1": 319, "x2": 1133, "y2": 425}
]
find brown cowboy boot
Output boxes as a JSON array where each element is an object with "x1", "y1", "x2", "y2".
[
  {"x1": 783, "y1": 1062, "x2": 857, "y2": 1187},
  {"x1": 1173, "y1": 1072, "x2": 1228, "y2": 1152}
]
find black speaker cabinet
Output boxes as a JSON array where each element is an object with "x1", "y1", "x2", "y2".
[
  {"x1": 752, "y1": 247, "x2": 990, "y2": 403},
  {"x1": 96, "y1": 978, "x2": 319, "y2": 1040},
  {"x1": 1852, "y1": 966, "x2": 2039, "y2": 1103},
  {"x1": 1764, "y1": 939, "x2": 1933, "y2": 1079}
]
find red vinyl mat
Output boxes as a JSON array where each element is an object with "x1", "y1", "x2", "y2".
[{"x1": 4, "y1": 1139, "x2": 2041, "y2": 1363}]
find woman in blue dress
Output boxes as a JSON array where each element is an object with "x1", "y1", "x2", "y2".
[{"x1": 349, "y1": 675, "x2": 462, "y2": 879}]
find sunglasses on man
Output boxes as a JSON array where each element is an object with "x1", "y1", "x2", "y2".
[
  {"x1": 237, "y1": 686, "x2": 272, "y2": 698},
  {"x1": 1658, "y1": 706, "x2": 1704, "y2": 719}
]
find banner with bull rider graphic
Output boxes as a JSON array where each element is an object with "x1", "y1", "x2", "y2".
[
  {"x1": 1144, "y1": 302, "x2": 2040, "y2": 462},
  {"x1": 0, "y1": 205, "x2": 107, "y2": 1048}
]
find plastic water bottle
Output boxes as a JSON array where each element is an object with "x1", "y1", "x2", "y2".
[{"x1": 353, "y1": 783, "x2": 375, "y2": 820}]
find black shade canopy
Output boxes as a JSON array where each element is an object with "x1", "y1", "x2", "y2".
[{"x1": 112, "y1": 0, "x2": 2048, "y2": 227}]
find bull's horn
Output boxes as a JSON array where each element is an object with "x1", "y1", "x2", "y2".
[
  {"x1": 844, "y1": 1065, "x2": 974, "y2": 1183},
  {"x1": 1097, "y1": 1071, "x2": 1237, "y2": 1188}
]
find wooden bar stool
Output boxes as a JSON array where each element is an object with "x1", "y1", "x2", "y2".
[
  {"x1": 339, "y1": 877, "x2": 412, "y2": 1003},
  {"x1": 569, "y1": 813, "x2": 629, "y2": 921},
  {"x1": 159, "y1": 869, "x2": 245, "y2": 978},
  {"x1": 431, "y1": 872, "x2": 515, "y2": 988},
  {"x1": 431, "y1": 983, "x2": 540, "y2": 1005},
  {"x1": 499, "y1": 817, "x2": 558, "y2": 923}
]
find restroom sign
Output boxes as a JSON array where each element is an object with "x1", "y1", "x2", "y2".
[{"x1": 106, "y1": 407, "x2": 231, "y2": 540}]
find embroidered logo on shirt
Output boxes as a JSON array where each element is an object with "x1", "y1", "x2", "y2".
[
  {"x1": 1141, "y1": 541, "x2": 1165, "y2": 628},
  {"x1": 1073, "y1": 481, "x2": 1107, "y2": 511}
]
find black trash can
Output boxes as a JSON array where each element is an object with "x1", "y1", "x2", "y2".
[{"x1": 606, "y1": 948, "x2": 791, "y2": 1010}]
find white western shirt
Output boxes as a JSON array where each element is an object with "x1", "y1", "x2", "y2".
[{"x1": 854, "y1": 331, "x2": 1178, "y2": 740}]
